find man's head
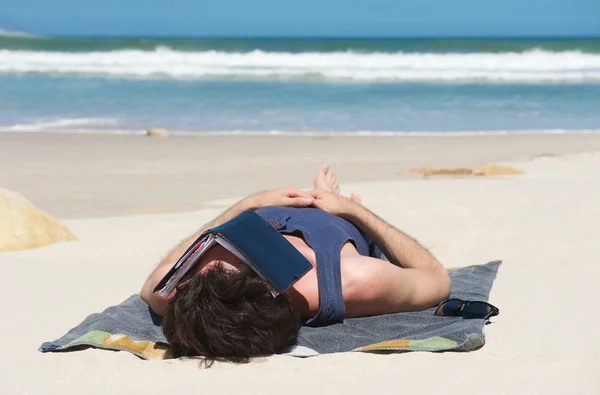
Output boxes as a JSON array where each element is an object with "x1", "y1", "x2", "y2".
[{"x1": 162, "y1": 260, "x2": 301, "y2": 365}]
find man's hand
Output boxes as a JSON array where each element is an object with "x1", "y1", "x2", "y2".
[
  {"x1": 247, "y1": 187, "x2": 321, "y2": 210},
  {"x1": 306, "y1": 188, "x2": 355, "y2": 217}
]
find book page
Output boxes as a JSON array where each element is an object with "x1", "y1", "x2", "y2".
[
  {"x1": 159, "y1": 235, "x2": 217, "y2": 297},
  {"x1": 214, "y1": 236, "x2": 252, "y2": 267}
]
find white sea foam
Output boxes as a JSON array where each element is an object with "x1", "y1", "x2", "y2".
[
  {"x1": 1, "y1": 48, "x2": 599, "y2": 83},
  {"x1": 1, "y1": 117, "x2": 119, "y2": 132}
]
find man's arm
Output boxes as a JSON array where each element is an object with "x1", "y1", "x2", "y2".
[
  {"x1": 309, "y1": 190, "x2": 450, "y2": 313},
  {"x1": 344, "y1": 201, "x2": 450, "y2": 312},
  {"x1": 344, "y1": 202, "x2": 444, "y2": 273}
]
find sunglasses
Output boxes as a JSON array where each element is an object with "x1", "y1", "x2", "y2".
[{"x1": 435, "y1": 298, "x2": 499, "y2": 320}]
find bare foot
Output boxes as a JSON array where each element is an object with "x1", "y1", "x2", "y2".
[
  {"x1": 314, "y1": 164, "x2": 340, "y2": 194},
  {"x1": 314, "y1": 164, "x2": 361, "y2": 203}
]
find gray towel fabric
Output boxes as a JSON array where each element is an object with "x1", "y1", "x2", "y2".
[{"x1": 40, "y1": 261, "x2": 501, "y2": 359}]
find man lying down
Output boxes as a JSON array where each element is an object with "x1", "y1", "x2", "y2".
[{"x1": 141, "y1": 165, "x2": 450, "y2": 363}]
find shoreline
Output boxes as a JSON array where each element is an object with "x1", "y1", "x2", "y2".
[{"x1": 3, "y1": 131, "x2": 600, "y2": 219}]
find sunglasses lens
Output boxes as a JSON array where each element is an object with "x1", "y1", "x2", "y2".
[
  {"x1": 462, "y1": 302, "x2": 496, "y2": 319},
  {"x1": 437, "y1": 299, "x2": 463, "y2": 315},
  {"x1": 436, "y1": 299, "x2": 499, "y2": 319}
]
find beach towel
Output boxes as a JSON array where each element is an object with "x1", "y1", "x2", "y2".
[{"x1": 40, "y1": 260, "x2": 501, "y2": 359}]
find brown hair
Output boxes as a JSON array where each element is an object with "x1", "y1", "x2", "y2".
[{"x1": 162, "y1": 264, "x2": 301, "y2": 365}]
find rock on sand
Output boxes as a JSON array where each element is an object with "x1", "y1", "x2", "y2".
[
  {"x1": 0, "y1": 189, "x2": 77, "y2": 252},
  {"x1": 146, "y1": 128, "x2": 170, "y2": 138}
]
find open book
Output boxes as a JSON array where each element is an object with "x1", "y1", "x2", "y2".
[{"x1": 153, "y1": 210, "x2": 313, "y2": 298}]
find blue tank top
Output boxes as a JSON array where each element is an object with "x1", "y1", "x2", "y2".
[{"x1": 255, "y1": 206, "x2": 380, "y2": 326}]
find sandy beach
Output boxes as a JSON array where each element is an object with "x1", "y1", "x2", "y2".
[{"x1": 1, "y1": 132, "x2": 600, "y2": 394}]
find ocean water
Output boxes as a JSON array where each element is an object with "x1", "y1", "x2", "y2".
[{"x1": 1, "y1": 35, "x2": 600, "y2": 135}]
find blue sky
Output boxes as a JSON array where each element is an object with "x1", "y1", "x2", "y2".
[{"x1": 1, "y1": 0, "x2": 599, "y2": 37}]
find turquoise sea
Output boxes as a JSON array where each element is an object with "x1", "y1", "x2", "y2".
[{"x1": 1, "y1": 35, "x2": 599, "y2": 135}]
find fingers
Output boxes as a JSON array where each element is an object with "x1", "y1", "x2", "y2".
[
  {"x1": 286, "y1": 197, "x2": 331, "y2": 212},
  {"x1": 306, "y1": 188, "x2": 321, "y2": 198},
  {"x1": 310, "y1": 200, "x2": 330, "y2": 213},
  {"x1": 277, "y1": 196, "x2": 315, "y2": 207},
  {"x1": 296, "y1": 197, "x2": 315, "y2": 206},
  {"x1": 284, "y1": 187, "x2": 313, "y2": 199},
  {"x1": 279, "y1": 188, "x2": 331, "y2": 212},
  {"x1": 302, "y1": 189, "x2": 330, "y2": 212}
]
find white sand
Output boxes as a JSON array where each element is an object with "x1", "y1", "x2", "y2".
[{"x1": 1, "y1": 134, "x2": 599, "y2": 394}]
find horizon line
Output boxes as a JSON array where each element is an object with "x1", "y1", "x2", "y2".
[{"x1": 4, "y1": 33, "x2": 600, "y2": 40}]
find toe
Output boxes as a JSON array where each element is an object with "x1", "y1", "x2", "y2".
[{"x1": 315, "y1": 164, "x2": 330, "y2": 190}]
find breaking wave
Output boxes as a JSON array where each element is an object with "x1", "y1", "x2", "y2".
[{"x1": 1, "y1": 47, "x2": 599, "y2": 83}]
